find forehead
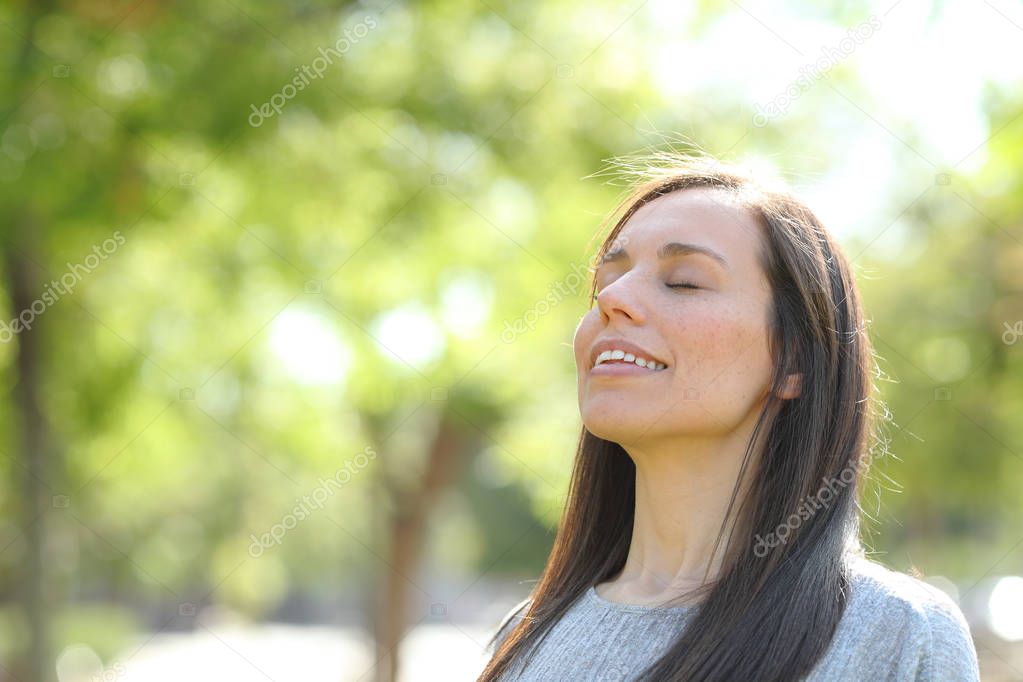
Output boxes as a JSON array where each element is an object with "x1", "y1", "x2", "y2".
[{"x1": 615, "y1": 188, "x2": 765, "y2": 264}]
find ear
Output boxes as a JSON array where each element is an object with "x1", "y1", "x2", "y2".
[{"x1": 776, "y1": 373, "x2": 802, "y2": 399}]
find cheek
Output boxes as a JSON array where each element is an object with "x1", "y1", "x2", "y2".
[
  {"x1": 573, "y1": 311, "x2": 599, "y2": 368},
  {"x1": 672, "y1": 307, "x2": 773, "y2": 397}
]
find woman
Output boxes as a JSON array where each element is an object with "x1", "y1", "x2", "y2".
[{"x1": 478, "y1": 154, "x2": 980, "y2": 681}]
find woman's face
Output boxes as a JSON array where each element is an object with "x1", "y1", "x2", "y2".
[{"x1": 573, "y1": 188, "x2": 778, "y2": 450}]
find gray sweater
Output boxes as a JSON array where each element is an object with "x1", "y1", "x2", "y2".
[{"x1": 488, "y1": 556, "x2": 980, "y2": 680}]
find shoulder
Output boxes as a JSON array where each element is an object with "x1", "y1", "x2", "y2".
[
  {"x1": 833, "y1": 555, "x2": 980, "y2": 680},
  {"x1": 846, "y1": 555, "x2": 973, "y2": 636},
  {"x1": 488, "y1": 595, "x2": 533, "y2": 653}
]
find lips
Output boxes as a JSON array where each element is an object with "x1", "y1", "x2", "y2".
[{"x1": 588, "y1": 338, "x2": 668, "y2": 371}]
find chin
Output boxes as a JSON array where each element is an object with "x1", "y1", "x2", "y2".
[{"x1": 580, "y1": 404, "x2": 652, "y2": 445}]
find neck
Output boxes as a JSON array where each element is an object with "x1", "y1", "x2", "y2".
[{"x1": 601, "y1": 428, "x2": 758, "y2": 606}]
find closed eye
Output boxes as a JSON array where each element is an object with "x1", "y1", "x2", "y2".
[{"x1": 590, "y1": 281, "x2": 702, "y2": 304}]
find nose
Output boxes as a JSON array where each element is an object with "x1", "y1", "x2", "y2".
[{"x1": 594, "y1": 272, "x2": 646, "y2": 324}]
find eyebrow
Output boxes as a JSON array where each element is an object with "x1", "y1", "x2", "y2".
[{"x1": 598, "y1": 242, "x2": 730, "y2": 269}]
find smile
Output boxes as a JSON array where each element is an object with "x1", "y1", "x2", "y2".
[{"x1": 593, "y1": 349, "x2": 667, "y2": 371}]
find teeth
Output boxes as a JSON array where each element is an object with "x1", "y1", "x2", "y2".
[{"x1": 593, "y1": 349, "x2": 667, "y2": 371}]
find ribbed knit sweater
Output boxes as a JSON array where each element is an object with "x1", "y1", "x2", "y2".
[{"x1": 488, "y1": 555, "x2": 980, "y2": 680}]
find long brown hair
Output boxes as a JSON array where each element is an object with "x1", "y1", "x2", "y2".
[{"x1": 479, "y1": 153, "x2": 879, "y2": 681}]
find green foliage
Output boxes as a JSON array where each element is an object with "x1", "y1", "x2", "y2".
[{"x1": 0, "y1": 2, "x2": 1020, "y2": 674}]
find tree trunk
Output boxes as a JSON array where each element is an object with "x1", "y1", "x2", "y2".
[
  {"x1": 5, "y1": 230, "x2": 54, "y2": 682},
  {"x1": 4, "y1": 2, "x2": 55, "y2": 676},
  {"x1": 373, "y1": 408, "x2": 465, "y2": 682}
]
